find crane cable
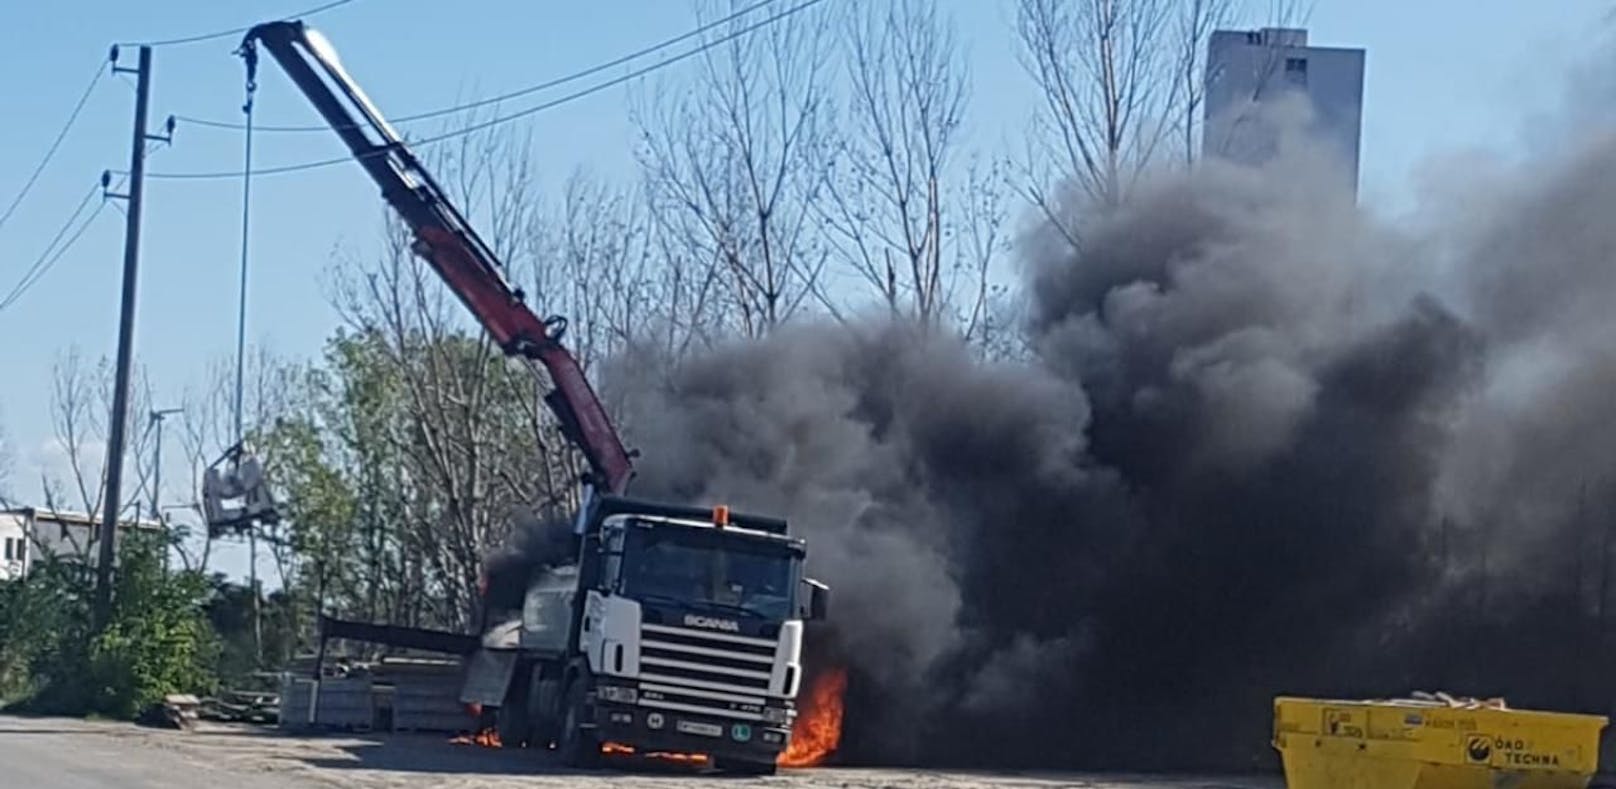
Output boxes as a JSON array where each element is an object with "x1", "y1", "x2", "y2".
[{"x1": 231, "y1": 41, "x2": 258, "y2": 448}]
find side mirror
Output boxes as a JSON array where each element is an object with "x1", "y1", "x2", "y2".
[{"x1": 803, "y1": 578, "x2": 829, "y2": 621}]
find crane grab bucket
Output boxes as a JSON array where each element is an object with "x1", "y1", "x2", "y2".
[{"x1": 202, "y1": 445, "x2": 279, "y2": 537}]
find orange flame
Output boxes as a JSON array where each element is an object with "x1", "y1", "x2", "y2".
[
  {"x1": 600, "y1": 741, "x2": 712, "y2": 767},
  {"x1": 778, "y1": 666, "x2": 847, "y2": 768},
  {"x1": 449, "y1": 727, "x2": 503, "y2": 748}
]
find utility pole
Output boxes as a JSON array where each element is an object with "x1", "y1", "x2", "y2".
[
  {"x1": 148, "y1": 407, "x2": 182, "y2": 519},
  {"x1": 149, "y1": 407, "x2": 180, "y2": 572},
  {"x1": 95, "y1": 45, "x2": 171, "y2": 627}
]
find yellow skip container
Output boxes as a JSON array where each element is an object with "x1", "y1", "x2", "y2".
[{"x1": 1273, "y1": 694, "x2": 1607, "y2": 789}]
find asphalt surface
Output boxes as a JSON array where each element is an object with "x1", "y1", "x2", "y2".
[{"x1": 0, "y1": 714, "x2": 1281, "y2": 788}]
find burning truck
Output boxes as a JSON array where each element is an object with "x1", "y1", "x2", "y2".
[
  {"x1": 464, "y1": 496, "x2": 830, "y2": 775},
  {"x1": 224, "y1": 20, "x2": 834, "y2": 776}
]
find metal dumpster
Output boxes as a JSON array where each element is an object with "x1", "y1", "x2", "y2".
[{"x1": 1273, "y1": 694, "x2": 1607, "y2": 789}]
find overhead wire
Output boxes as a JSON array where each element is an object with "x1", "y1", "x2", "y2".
[
  {"x1": 133, "y1": 0, "x2": 832, "y2": 182},
  {"x1": 114, "y1": 0, "x2": 360, "y2": 49},
  {"x1": 174, "y1": 0, "x2": 782, "y2": 134},
  {"x1": 0, "y1": 63, "x2": 104, "y2": 236},
  {"x1": 0, "y1": 179, "x2": 115, "y2": 312}
]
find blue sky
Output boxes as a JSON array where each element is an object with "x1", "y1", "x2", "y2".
[{"x1": 0, "y1": 0, "x2": 1610, "y2": 581}]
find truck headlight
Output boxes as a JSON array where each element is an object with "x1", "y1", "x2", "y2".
[
  {"x1": 761, "y1": 706, "x2": 791, "y2": 725},
  {"x1": 597, "y1": 685, "x2": 638, "y2": 704}
]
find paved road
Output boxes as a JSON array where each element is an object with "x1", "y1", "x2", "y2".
[
  {"x1": 0, "y1": 714, "x2": 1279, "y2": 788},
  {"x1": 0, "y1": 717, "x2": 317, "y2": 789}
]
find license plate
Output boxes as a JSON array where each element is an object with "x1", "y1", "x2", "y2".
[{"x1": 676, "y1": 720, "x2": 723, "y2": 737}]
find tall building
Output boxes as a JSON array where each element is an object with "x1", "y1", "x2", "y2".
[{"x1": 1202, "y1": 27, "x2": 1365, "y2": 194}]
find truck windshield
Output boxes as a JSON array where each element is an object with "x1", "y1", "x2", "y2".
[{"x1": 620, "y1": 525, "x2": 797, "y2": 621}]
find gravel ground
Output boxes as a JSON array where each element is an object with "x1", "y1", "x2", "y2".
[{"x1": 0, "y1": 714, "x2": 1281, "y2": 789}]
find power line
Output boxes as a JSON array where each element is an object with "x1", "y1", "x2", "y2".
[
  {"x1": 0, "y1": 180, "x2": 113, "y2": 312},
  {"x1": 175, "y1": 0, "x2": 781, "y2": 134},
  {"x1": 135, "y1": 0, "x2": 832, "y2": 182},
  {"x1": 115, "y1": 0, "x2": 360, "y2": 49},
  {"x1": 0, "y1": 63, "x2": 104, "y2": 236}
]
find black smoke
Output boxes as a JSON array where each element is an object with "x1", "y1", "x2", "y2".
[{"x1": 566, "y1": 113, "x2": 1616, "y2": 770}]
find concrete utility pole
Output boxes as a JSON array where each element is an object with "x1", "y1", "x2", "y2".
[
  {"x1": 96, "y1": 45, "x2": 170, "y2": 627},
  {"x1": 148, "y1": 407, "x2": 182, "y2": 521},
  {"x1": 150, "y1": 407, "x2": 181, "y2": 573}
]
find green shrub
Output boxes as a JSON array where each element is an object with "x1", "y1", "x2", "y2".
[{"x1": 0, "y1": 532, "x2": 219, "y2": 718}]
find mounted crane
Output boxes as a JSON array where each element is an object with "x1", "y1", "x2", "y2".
[{"x1": 227, "y1": 20, "x2": 828, "y2": 775}]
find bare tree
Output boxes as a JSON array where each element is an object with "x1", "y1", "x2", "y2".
[
  {"x1": 1017, "y1": 0, "x2": 1178, "y2": 226},
  {"x1": 634, "y1": 0, "x2": 837, "y2": 338},
  {"x1": 1175, "y1": 0, "x2": 1238, "y2": 164},
  {"x1": 38, "y1": 348, "x2": 154, "y2": 561},
  {"x1": 526, "y1": 171, "x2": 727, "y2": 427},
  {"x1": 816, "y1": 0, "x2": 1012, "y2": 347},
  {"x1": 821, "y1": 0, "x2": 966, "y2": 326},
  {"x1": 955, "y1": 158, "x2": 1013, "y2": 352}
]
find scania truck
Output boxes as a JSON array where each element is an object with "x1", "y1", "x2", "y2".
[{"x1": 238, "y1": 20, "x2": 829, "y2": 775}]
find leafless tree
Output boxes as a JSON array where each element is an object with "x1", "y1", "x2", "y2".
[
  {"x1": 955, "y1": 158, "x2": 1014, "y2": 352},
  {"x1": 531, "y1": 172, "x2": 650, "y2": 368},
  {"x1": 1017, "y1": 0, "x2": 1177, "y2": 221},
  {"x1": 821, "y1": 0, "x2": 965, "y2": 326},
  {"x1": 1016, "y1": 0, "x2": 1253, "y2": 251},
  {"x1": 1175, "y1": 0, "x2": 1238, "y2": 164},
  {"x1": 634, "y1": 0, "x2": 838, "y2": 337},
  {"x1": 38, "y1": 348, "x2": 154, "y2": 561},
  {"x1": 526, "y1": 171, "x2": 726, "y2": 429}
]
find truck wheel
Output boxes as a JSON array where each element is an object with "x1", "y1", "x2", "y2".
[
  {"x1": 716, "y1": 758, "x2": 778, "y2": 776},
  {"x1": 528, "y1": 676, "x2": 560, "y2": 748},
  {"x1": 557, "y1": 679, "x2": 599, "y2": 768},
  {"x1": 496, "y1": 701, "x2": 530, "y2": 748},
  {"x1": 497, "y1": 668, "x2": 532, "y2": 747}
]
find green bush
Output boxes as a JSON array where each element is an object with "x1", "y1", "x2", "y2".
[
  {"x1": 0, "y1": 559, "x2": 91, "y2": 707},
  {"x1": 0, "y1": 532, "x2": 219, "y2": 718}
]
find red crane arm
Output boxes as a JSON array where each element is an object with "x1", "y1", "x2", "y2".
[{"x1": 241, "y1": 21, "x2": 633, "y2": 494}]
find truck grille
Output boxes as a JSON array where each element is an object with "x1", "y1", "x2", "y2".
[{"x1": 638, "y1": 623, "x2": 778, "y2": 718}]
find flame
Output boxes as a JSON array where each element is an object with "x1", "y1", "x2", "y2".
[
  {"x1": 778, "y1": 666, "x2": 848, "y2": 768},
  {"x1": 600, "y1": 741, "x2": 712, "y2": 766},
  {"x1": 449, "y1": 727, "x2": 503, "y2": 748}
]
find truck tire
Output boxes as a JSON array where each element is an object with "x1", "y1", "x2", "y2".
[
  {"x1": 496, "y1": 701, "x2": 529, "y2": 747},
  {"x1": 716, "y1": 757, "x2": 778, "y2": 776},
  {"x1": 496, "y1": 666, "x2": 532, "y2": 747},
  {"x1": 528, "y1": 674, "x2": 561, "y2": 748},
  {"x1": 557, "y1": 679, "x2": 599, "y2": 769}
]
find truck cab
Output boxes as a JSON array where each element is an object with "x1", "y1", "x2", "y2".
[{"x1": 505, "y1": 496, "x2": 828, "y2": 774}]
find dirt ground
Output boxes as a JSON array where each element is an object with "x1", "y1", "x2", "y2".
[{"x1": 0, "y1": 714, "x2": 1281, "y2": 788}]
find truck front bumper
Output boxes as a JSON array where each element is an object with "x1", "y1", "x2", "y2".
[{"x1": 592, "y1": 700, "x2": 790, "y2": 763}]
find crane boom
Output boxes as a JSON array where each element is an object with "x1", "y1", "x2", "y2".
[{"x1": 240, "y1": 20, "x2": 634, "y2": 494}]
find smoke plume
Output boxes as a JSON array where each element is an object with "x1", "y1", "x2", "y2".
[{"x1": 583, "y1": 108, "x2": 1616, "y2": 769}]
